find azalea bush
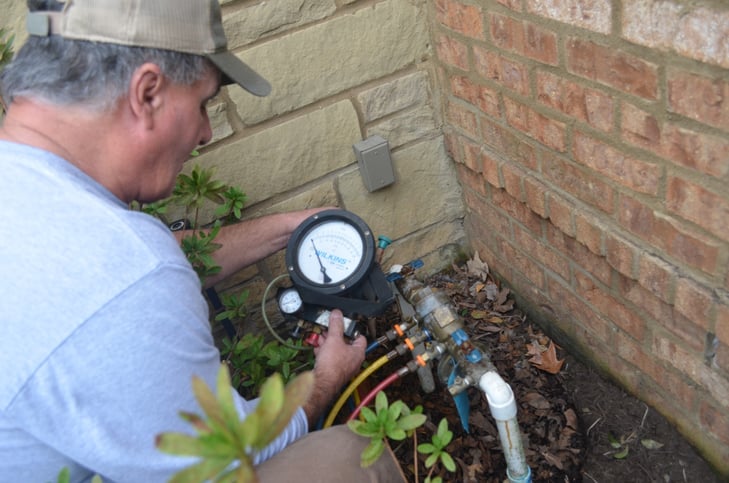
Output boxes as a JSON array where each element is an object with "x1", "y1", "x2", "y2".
[{"x1": 157, "y1": 365, "x2": 313, "y2": 483}]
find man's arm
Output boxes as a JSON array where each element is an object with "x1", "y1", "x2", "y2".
[
  {"x1": 174, "y1": 207, "x2": 365, "y2": 426},
  {"x1": 174, "y1": 208, "x2": 329, "y2": 288}
]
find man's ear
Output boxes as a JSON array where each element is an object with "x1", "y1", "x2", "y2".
[{"x1": 128, "y1": 63, "x2": 166, "y2": 129}]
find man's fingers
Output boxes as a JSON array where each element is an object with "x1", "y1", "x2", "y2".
[
  {"x1": 326, "y1": 309, "x2": 345, "y2": 338},
  {"x1": 351, "y1": 333, "x2": 367, "y2": 351}
]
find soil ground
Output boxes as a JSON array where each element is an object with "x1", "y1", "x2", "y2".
[{"x1": 356, "y1": 260, "x2": 723, "y2": 483}]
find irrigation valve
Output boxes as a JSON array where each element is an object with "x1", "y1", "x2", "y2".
[
  {"x1": 392, "y1": 265, "x2": 533, "y2": 483},
  {"x1": 393, "y1": 272, "x2": 496, "y2": 393}
]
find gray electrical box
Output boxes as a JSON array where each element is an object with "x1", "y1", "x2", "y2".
[{"x1": 353, "y1": 135, "x2": 395, "y2": 192}]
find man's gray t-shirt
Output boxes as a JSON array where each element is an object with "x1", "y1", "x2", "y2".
[{"x1": 0, "y1": 141, "x2": 307, "y2": 482}]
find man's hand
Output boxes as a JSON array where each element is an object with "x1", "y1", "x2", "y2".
[{"x1": 303, "y1": 310, "x2": 366, "y2": 426}]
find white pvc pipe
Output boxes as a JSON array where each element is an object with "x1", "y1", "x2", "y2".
[{"x1": 480, "y1": 372, "x2": 532, "y2": 483}]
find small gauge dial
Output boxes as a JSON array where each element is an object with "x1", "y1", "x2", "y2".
[
  {"x1": 278, "y1": 287, "x2": 303, "y2": 314},
  {"x1": 286, "y1": 210, "x2": 375, "y2": 295}
]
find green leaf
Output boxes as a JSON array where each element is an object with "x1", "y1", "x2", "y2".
[
  {"x1": 375, "y1": 390, "x2": 388, "y2": 414},
  {"x1": 347, "y1": 419, "x2": 365, "y2": 434},
  {"x1": 216, "y1": 469, "x2": 240, "y2": 483},
  {"x1": 435, "y1": 418, "x2": 453, "y2": 447},
  {"x1": 613, "y1": 446, "x2": 629, "y2": 459},
  {"x1": 251, "y1": 373, "x2": 285, "y2": 435},
  {"x1": 156, "y1": 432, "x2": 206, "y2": 456},
  {"x1": 387, "y1": 400, "x2": 403, "y2": 421},
  {"x1": 417, "y1": 443, "x2": 436, "y2": 455},
  {"x1": 56, "y1": 467, "x2": 70, "y2": 483},
  {"x1": 253, "y1": 371, "x2": 314, "y2": 449},
  {"x1": 385, "y1": 427, "x2": 407, "y2": 441},
  {"x1": 641, "y1": 438, "x2": 664, "y2": 450},
  {"x1": 348, "y1": 419, "x2": 383, "y2": 439},
  {"x1": 397, "y1": 413, "x2": 427, "y2": 432},
  {"x1": 442, "y1": 431, "x2": 453, "y2": 447},
  {"x1": 232, "y1": 461, "x2": 257, "y2": 483},
  {"x1": 196, "y1": 432, "x2": 240, "y2": 459},
  {"x1": 178, "y1": 411, "x2": 211, "y2": 434},
  {"x1": 190, "y1": 374, "x2": 227, "y2": 433},
  {"x1": 237, "y1": 408, "x2": 259, "y2": 448},
  {"x1": 167, "y1": 456, "x2": 236, "y2": 483},
  {"x1": 360, "y1": 405, "x2": 377, "y2": 423},
  {"x1": 607, "y1": 431, "x2": 622, "y2": 449},
  {"x1": 360, "y1": 439, "x2": 386, "y2": 468},
  {"x1": 440, "y1": 452, "x2": 457, "y2": 472},
  {"x1": 425, "y1": 452, "x2": 439, "y2": 468}
]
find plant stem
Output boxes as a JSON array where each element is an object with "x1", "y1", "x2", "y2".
[{"x1": 413, "y1": 430, "x2": 419, "y2": 482}]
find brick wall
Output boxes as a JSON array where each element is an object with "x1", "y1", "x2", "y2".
[{"x1": 434, "y1": 0, "x2": 729, "y2": 473}]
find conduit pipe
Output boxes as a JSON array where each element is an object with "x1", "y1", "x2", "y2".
[{"x1": 480, "y1": 371, "x2": 532, "y2": 483}]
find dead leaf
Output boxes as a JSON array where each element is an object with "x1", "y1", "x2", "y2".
[
  {"x1": 465, "y1": 462, "x2": 483, "y2": 482},
  {"x1": 526, "y1": 340, "x2": 547, "y2": 365},
  {"x1": 557, "y1": 425, "x2": 577, "y2": 450},
  {"x1": 471, "y1": 281, "x2": 485, "y2": 294},
  {"x1": 470, "y1": 310, "x2": 488, "y2": 319},
  {"x1": 494, "y1": 287, "x2": 510, "y2": 306},
  {"x1": 484, "y1": 281, "x2": 499, "y2": 301},
  {"x1": 493, "y1": 299, "x2": 514, "y2": 313},
  {"x1": 526, "y1": 341, "x2": 545, "y2": 355},
  {"x1": 524, "y1": 391, "x2": 551, "y2": 410},
  {"x1": 541, "y1": 450, "x2": 565, "y2": 470},
  {"x1": 528, "y1": 340, "x2": 565, "y2": 374},
  {"x1": 469, "y1": 410, "x2": 497, "y2": 436},
  {"x1": 466, "y1": 251, "x2": 489, "y2": 281},
  {"x1": 564, "y1": 408, "x2": 578, "y2": 430}
]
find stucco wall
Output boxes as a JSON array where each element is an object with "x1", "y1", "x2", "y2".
[{"x1": 197, "y1": 0, "x2": 468, "y2": 308}]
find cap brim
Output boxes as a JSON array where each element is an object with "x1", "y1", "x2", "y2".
[{"x1": 207, "y1": 51, "x2": 271, "y2": 97}]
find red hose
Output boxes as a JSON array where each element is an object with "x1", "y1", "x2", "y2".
[{"x1": 347, "y1": 371, "x2": 402, "y2": 421}]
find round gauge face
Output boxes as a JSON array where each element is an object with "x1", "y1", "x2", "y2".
[
  {"x1": 296, "y1": 220, "x2": 364, "y2": 285},
  {"x1": 286, "y1": 209, "x2": 376, "y2": 295},
  {"x1": 278, "y1": 288, "x2": 303, "y2": 314}
]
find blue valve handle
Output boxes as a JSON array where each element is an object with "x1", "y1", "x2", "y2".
[
  {"x1": 448, "y1": 365, "x2": 471, "y2": 433},
  {"x1": 377, "y1": 235, "x2": 392, "y2": 249}
]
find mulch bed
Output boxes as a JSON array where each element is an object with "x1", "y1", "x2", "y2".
[{"x1": 351, "y1": 257, "x2": 720, "y2": 482}]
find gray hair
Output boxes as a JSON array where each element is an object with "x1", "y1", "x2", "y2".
[{"x1": 0, "y1": 35, "x2": 211, "y2": 111}]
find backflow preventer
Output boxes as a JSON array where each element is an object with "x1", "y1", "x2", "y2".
[
  {"x1": 391, "y1": 265, "x2": 532, "y2": 483},
  {"x1": 272, "y1": 210, "x2": 532, "y2": 482}
]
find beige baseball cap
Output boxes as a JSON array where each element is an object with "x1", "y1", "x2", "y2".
[{"x1": 25, "y1": 0, "x2": 271, "y2": 97}]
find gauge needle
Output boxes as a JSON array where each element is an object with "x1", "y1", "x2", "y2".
[{"x1": 310, "y1": 239, "x2": 332, "y2": 283}]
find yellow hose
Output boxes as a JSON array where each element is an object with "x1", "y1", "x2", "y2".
[{"x1": 323, "y1": 354, "x2": 391, "y2": 428}]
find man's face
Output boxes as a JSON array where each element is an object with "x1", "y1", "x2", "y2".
[{"x1": 138, "y1": 67, "x2": 219, "y2": 203}]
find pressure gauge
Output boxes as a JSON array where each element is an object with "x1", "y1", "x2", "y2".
[
  {"x1": 278, "y1": 287, "x2": 304, "y2": 314},
  {"x1": 286, "y1": 209, "x2": 376, "y2": 296}
]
